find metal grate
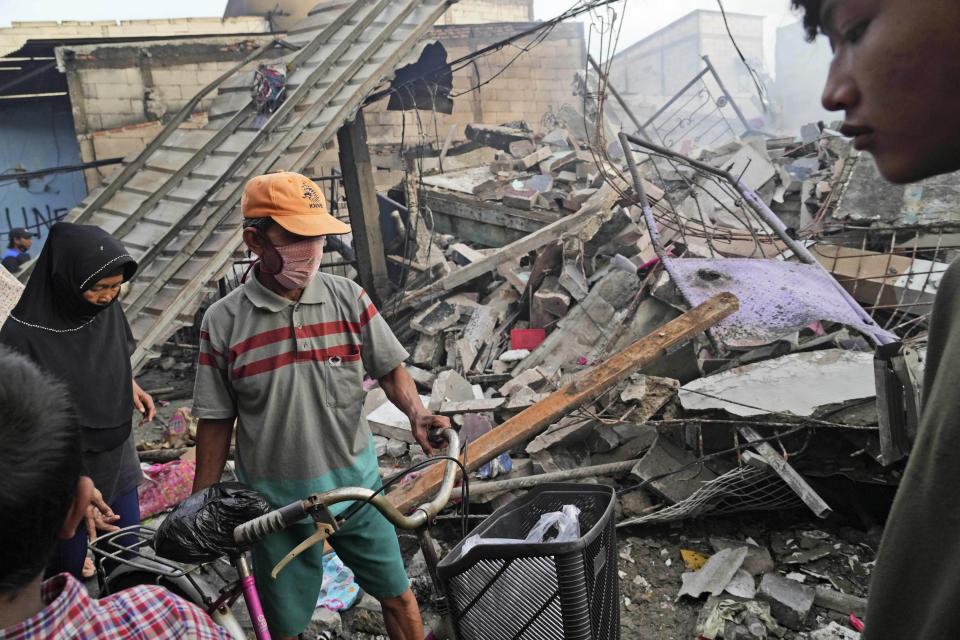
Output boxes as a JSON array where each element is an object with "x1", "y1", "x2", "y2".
[
  {"x1": 618, "y1": 465, "x2": 805, "y2": 527},
  {"x1": 438, "y1": 484, "x2": 619, "y2": 640}
]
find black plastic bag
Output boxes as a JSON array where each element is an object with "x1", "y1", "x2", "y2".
[{"x1": 153, "y1": 482, "x2": 271, "y2": 562}]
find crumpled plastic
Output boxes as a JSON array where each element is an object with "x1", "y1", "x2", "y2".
[
  {"x1": 460, "y1": 504, "x2": 581, "y2": 557},
  {"x1": 152, "y1": 482, "x2": 271, "y2": 562},
  {"x1": 315, "y1": 551, "x2": 361, "y2": 611},
  {"x1": 697, "y1": 598, "x2": 778, "y2": 639}
]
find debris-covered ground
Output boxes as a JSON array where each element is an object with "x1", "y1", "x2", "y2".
[{"x1": 127, "y1": 66, "x2": 948, "y2": 639}]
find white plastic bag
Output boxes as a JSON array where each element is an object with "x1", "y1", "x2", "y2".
[{"x1": 460, "y1": 504, "x2": 581, "y2": 557}]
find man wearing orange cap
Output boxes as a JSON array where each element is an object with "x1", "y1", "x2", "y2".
[{"x1": 191, "y1": 171, "x2": 448, "y2": 639}]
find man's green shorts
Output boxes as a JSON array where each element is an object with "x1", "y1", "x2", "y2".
[{"x1": 252, "y1": 502, "x2": 410, "y2": 637}]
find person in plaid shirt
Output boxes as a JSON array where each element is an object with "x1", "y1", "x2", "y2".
[{"x1": 0, "y1": 347, "x2": 229, "y2": 639}]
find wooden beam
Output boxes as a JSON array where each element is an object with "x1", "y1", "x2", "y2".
[
  {"x1": 421, "y1": 189, "x2": 561, "y2": 247},
  {"x1": 387, "y1": 292, "x2": 740, "y2": 513},
  {"x1": 739, "y1": 428, "x2": 832, "y2": 518},
  {"x1": 338, "y1": 112, "x2": 391, "y2": 306}
]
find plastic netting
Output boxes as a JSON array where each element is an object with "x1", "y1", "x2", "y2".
[{"x1": 618, "y1": 465, "x2": 805, "y2": 527}]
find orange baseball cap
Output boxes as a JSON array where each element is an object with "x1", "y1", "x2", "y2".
[{"x1": 241, "y1": 170, "x2": 351, "y2": 236}]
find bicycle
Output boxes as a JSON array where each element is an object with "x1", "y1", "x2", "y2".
[{"x1": 89, "y1": 428, "x2": 463, "y2": 640}]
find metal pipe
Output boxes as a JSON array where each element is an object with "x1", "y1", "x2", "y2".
[
  {"x1": 702, "y1": 55, "x2": 751, "y2": 132},
  {"x1": 586, "y1": 54, "x2": 650, "y2": 140},
  {"x1": 469, "y1": 460, "x2": 637, "y2": 496},
  {"x1": 319, "y1": 428, "x2": 461, "y2": 528},
  {"x1": 642, "y1": 66, "x2": 711, "y2": 130}
]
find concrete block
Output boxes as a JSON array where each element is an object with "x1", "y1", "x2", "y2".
[
  {"x1": 757, "y1": 572, "x2": 815, "y2": 631},
  {"x1": 344, "y1": 593, "x2": 387, "y2": 636},
  {"x1": 405, "y1": 364, "x2": 436, "y2": 390},
  {"x1": 373, "y1": 435, "x2": 388, "y2": 457},
  {"x1": 97, "y1": 82, "x2": 143, "y2": 100},
  {"x1": 305, "y1": 605, "x2": 342, "y2": 638},
  {"x1": 710, "y1": 538, "x2": 775, "y2": 576},
  {"x1": 79, "y1": 68, "x2": 119, "y2": 86},
  {"x1": 411, "y1": 300, "x2": 460, "y2": 336},
  {"x1": 100, "y1": 113, "x2": 133, "y2": 130}
]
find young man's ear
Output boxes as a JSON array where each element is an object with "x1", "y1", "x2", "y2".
[{"x1": 59, "y1": 476, "x2": 94, "y2": 539}]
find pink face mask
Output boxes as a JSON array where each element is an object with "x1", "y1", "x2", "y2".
[{"x1": 269, "y1": 237, "x2": 325, "y2": 289}]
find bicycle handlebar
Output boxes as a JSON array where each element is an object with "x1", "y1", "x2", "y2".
[{"x1": 234, "y1": 428, "x2": 460, "y2": 548}]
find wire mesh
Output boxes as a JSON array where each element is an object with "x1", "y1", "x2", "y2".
[{"x1": 619, "y1": 465, "x2": 805, "y2": 527}]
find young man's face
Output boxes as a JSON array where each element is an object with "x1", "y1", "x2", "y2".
[
  {"x1": 14, "y1": 236, "x2": 31, "y2": 251},
  {"x1": 819, "y1": 0, "x2": 960, "y2": 183}
]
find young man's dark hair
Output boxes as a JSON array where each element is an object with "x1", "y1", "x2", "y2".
[
  {"x1": 0, "y1": 346, "x2": 78, "y2": 594},
  {"x1": 0, "y1": 347, "x2": 230, "y2": 638},
  {"x1": 790, "y1": 0, "x2": 822, "y2": 41}
]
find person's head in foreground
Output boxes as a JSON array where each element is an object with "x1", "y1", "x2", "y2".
[
  {"x1": 240, "y1": 170, "x2": 350, "y2": 293},
  {"x1": 791, "y1": 0, "x2": 960, "y2": 184},
  {"x1": 0, "y1": 347, "x2": 85, "y2": 608}
]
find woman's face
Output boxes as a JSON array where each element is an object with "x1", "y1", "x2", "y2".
[{"x1": 83, "y1": 274, "x2": 123, "y2": 306}]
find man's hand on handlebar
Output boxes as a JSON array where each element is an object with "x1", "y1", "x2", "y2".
[{"x1": 410, "y1": 411, "x2": 451, "y2": 456}]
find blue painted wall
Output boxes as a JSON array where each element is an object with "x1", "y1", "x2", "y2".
[{"x1": 0, "y1": 98, "x2": 87, "y2": 255}]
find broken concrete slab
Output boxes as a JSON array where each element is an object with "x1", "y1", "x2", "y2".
[
  {"x1": 405, "y1": 364, "x2": 436, "y2": 390},
  {"x1": 367, "y1": 395, "x2": 431, "y2": 443},
  {"x1": 592, "y1": 427, "x2": 658, "y2": 465},
  {"x1": 502, "y1": 188, "x2": 538, "y2": 210},
  {"x1": 449, "y1": 242, "x2": 486, "y2": 266},
  {"x1": 620, "y1": 374, "x2": 680, "y2": 421},
  {"x1": 757, "y1": 572, "x2": 815, "y2": 631},
  {"x1": 558, "y1": 260, "x2": 589, "y2": 301},
  {"x1": 498, "y1": 367, "x2": 552, "y2": 396},
  {"x1": 456, "y1": 305, "x2": 498, "y2": 372},
  {"x1": 385, "y1": 438, "x2": 408, "y2": 458},
  {"x1": 411, "y1": 332, "x2": 444, "y2": 368},
  {"x1": 631, "y1": 434, "x2": 718, "y2": 504},
  {"x1": 710, "y1": 538, "x2": 775, "y2": 576},
  {"x1": 679, "y1": 349, "x2": 875, "y2": 417},
  {"x1": 678, "y1": 546, "x2": 749, "y2": 599},
  {"x1": 508, "y1": 139, "x2": 535, "y2": 158},
  {"x1": 373, "y1": 435, "x2": 389, "y2": 457},
  {"x1": 428, "y1": 370, "x2": 475, "y2": 412},
  {"x1": 813, "y1": 585, "x2": 867, "y2": 618},
  {"x1": 807, "y1": 622, "x2": 861, "y2": 640},
  {"x1": 517, "y1": 268, "x2": 642, "y2": 372},
  {"x1": 410, "y1": 300, "x2": 460, "y2": 336},
  {"x1": 464, "y1": 123, "x2": 531, "y2": 152},
  {"x1": 531, "y1": 275, "x2": 570, "y2": 325},
  {"x1": 526, "y1": 416, "x2": 598, "y2": 454},
  {"x1": 520, "y1": 146, "x2": 552, "y2": 170},
  {"x1": 724, "y1": 569, "x2": 756, "y2": 599},
  {"x1": 437, "y1": 398, "x2": 506, "y2": 415},
  {"x1": 503, "y1": 386, "x2": 551, "y2": 410},
  {"x1": 586, "y1": 423, "x2": 620, "y2": 453}
]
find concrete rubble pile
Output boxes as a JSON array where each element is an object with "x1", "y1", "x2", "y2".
[{"x1": 344, "y1": 117, "x2": 938, "y2": 638}]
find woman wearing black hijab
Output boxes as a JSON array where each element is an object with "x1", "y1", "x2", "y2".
[{"x1": 0, "y1": 222, "x2": 155, "y2": 578}]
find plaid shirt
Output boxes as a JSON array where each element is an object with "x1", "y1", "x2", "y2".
[{"x1": 0, "y1": 573, "x2": 230, "y2": 639}]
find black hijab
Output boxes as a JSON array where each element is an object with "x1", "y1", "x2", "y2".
[{"x1": 0, "y1": 223, "x2": 138, "y2": 445}]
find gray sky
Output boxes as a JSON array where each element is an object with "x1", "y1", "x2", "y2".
[{"x1": 1, "y1": 0, "x2": 803, "y2": 73}]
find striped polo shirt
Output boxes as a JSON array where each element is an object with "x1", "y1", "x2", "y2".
[{"x1": 193, "y1": 269, "x2": 408, "y2": 512}]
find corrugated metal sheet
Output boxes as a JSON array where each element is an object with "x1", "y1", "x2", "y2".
[{"x1": 60, "y1": 0, "x2": 455, "y2": 371}]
